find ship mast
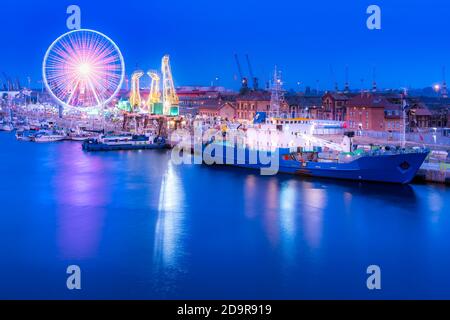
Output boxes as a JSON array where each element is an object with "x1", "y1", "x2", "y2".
[
  {"x1": 401, "y1": 89, "x2": 408, "y2": 148},
  {"x1": 269, "y1": 66, "x2": 283, "y2": 116}
]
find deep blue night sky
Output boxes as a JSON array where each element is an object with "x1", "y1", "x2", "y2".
[{"x1": 1, "y1": 0, "x2": 450, "y2": 90}]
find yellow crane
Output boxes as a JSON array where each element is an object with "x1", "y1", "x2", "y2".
[
  {"x1": 161, "y1": 55, "x2": 179, "y2": 116},
  {"x1": 129, "y1": 70, "x2": 144, "y2": 110},
  {"x1": 146, "y1": 70, "x2": 161, "y2": 114}
]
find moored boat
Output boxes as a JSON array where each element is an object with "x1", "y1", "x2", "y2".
[
  {"x1": 15, "y1": 130, "x2": 36, "y2": 141},
  {"x1": 82, "y1": 134, "x2": 167, "y2": 151},
  {"x1": 32, "y1": 131, "x2": 66, "y2": 143},
  {"x1": 0, "y1": 123, "x2": 14, "y2": 132},
  {"x1": 198, "y1": 113, "x2": 429, "y2": 184},
  {"x1": 67, "y1": 129, "x2": 98, "y2": 141},
  {"x1": 202, "y1": 142, "x2": 429, "y2": 184}
]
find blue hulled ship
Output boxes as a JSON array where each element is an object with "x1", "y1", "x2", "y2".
[
  {"x1": 199, "y1": 113, "x2": 429, "y2": 184},
  {"x1": 202, "y1": 143, "x2": 428, "y2": 184}
]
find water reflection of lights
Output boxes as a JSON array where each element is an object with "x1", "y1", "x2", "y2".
[
  {"x1": 300, "y1": 183, "x2": 327, "y2": 250},
  {"x1": 55, "y1": 145, "x2": 109, "y2": 259},
  {"x1": 428, "y1": 187, "x2": 443, "y2": 223},
  {"x1": 279, "y1": 181, "x2": 297, "y2": 239},
  {"x1": 154, "y1": 162, "x2": 185, "y2": 270},
  {"x1": 343, "y1": 192, "x2": 353, "y2": 212},
  {"x1": 279, "y1": 180, "x2": 298, "y2": 267},
  {"x1": 244, "y1": 175, "x2": 257, "y2": 219},
  {"x1": 264, "y1": 178, "x2": 280, "y2": 245}
]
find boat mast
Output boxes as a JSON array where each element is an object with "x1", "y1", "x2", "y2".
[
  {"x1": 270, "y1": 66, "x2": 283, "y2": 117},
  {"x1": 401, "y1": 89, "x2": 407, "y2": 148}
]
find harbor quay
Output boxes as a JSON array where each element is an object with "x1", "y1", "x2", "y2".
[{"x1": 1, "y1": 91, "x2": 449, "y2": 184}]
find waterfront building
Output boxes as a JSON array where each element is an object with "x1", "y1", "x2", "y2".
[
  {"x1": 198, "y1": 100, "x2": 236, "y2": 119},
  {"x1": 384, "y1": 103, "x2": 404, "y2": 133},
  {"x1": 177, "y1": 86, "x2": 235, "y2": 115},
  {"x1": 345, "y1": 93, "x2": 397, "y2": 131},
  {"x1": 408, "y1": 102, "x2": 432, "y2": 129},
  {"x1": 235, "y1": 91, "x2": 272, "y2": 121},
  {"x1": 321, "y1": 92, "x2": 350, "y2": 121},
  {"x1": 285, "y1": 95, "x2": 322, "y2": 118}
]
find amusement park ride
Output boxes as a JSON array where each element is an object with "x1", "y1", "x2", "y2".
[
  {"x1": 42, "y1": 28, "x2": 179, "y2": 119},
  {"x1": 129, "y1": 70, "x2": 144, "y2": 110},
  {"x1": 147, "y1": 70, "x2": 161, "y2": 114},
  {"x1": 126, "y1": 55, "x2": 179, "y2": 117}
]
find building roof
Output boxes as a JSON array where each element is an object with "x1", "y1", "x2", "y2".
[
  {"x1": 198, "y1": 100, "x2": 235, "y2": 111},
  {"x1": 411, "y1": 103, "x2": 432, "y2": 116},
  {"x1": 285, "y1": 95, "x2": 322, "y2": 107},
  {"x1": 323, "y1": 92, "x2": 350, "y2": 101},
  {"x1": 415, "y1": 108, "x2": 433, "y2": 116},
  {"x1": 237, "y1": 91, "x2": 271, "y2": 101},
  {"x1": 347, "y1": 93, "x2": 397, "y2": 109}
]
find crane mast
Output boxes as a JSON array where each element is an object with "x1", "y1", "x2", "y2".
[
  {"x1": 234, "y1": 54, "x2": 248, "y2": 91},
  {"x1": 146, "y1": 70, "x2": 161, "y2": 114},
  {"x1": 245, "y1": 54, "x2": 258, "y2": 91},
  {"x1": 129, "y1": 70, "x2": 144, "y2": 110},
  {"x1": 161, "y1": 55, "x2": 179, "y2": 116}
]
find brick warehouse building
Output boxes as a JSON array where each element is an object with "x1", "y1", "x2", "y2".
[
  {"x1": 198, "y1": 100, "x2": 236, "y2": 119},
  {"x1": 346, "y1": 93, "x2": 401, "y2": 132},
  {"x1": 322, "y1": 92, "x2": 350, "y2": 121},
  {"x1": 235, "y1": 91, "x2": 272, "y2": 121}
]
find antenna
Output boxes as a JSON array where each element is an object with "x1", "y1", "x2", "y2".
[
  {"x1": 329, "y1": 65, "x2": 338, "y2": 92},
  {"x1": 372, "y1": 67, "x2": 377, "y2": 92},
  {"x1": 344, "y1": 66, "x2": 350, "y2": 93},
  {"x1": 442, "y1": 66, "x2": 448, "y2": 98}
]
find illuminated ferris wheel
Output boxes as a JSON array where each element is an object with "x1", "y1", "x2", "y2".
[{"x1": 42, "y1": 29, "x2": 125, "y2": 110}]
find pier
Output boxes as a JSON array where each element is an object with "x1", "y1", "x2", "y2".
[{"x1": 415, "y1": 162, "x2": 450, "y2": 184}]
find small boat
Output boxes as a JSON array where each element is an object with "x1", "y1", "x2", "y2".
[
  {"x1": 67, "y1": 129, "x2": 98, "y2": 141},
  {"x1": 0, "y1": 123, "x2": 14, "y2": 132},
  {"x1": 82, "y1": 134, "x2": 167, "y2": 151},
  {"x1": 70, "y1": 134, "x2": 96, "y2": 141},
  {"x1": 15, "y1": 130, "x2": 36, "y2": 141},
  {"x1": 32, "y1": 131, "x2": 66, "y2": 143}
]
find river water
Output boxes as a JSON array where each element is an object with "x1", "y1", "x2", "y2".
[{"x1": 0, "y1": 132, "x2": 449, "y2": 299}]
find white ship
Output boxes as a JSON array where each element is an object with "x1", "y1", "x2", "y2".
[
  {"x1": 0, "y1": 123, "x2": 14, "y2": 132},
  {"x1": 32, "y1": 131, "x2": 66, "y2": 143}
]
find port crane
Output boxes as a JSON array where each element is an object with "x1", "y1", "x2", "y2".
[
  {"x1": 146, "y1": 70, "x2": 161, "y2": 114},
  {"x1": 234, "y1": 54, "x2": 248, "y2": 92},
  {"x1": 2, "y1": 72, "x2": 13, "y2": 91},
  {"x1": 129, "y1": 70, "x2": 144, "y2": 110},
  {"x1": 161, "y1": 55, "x2": 179, "y2": 116},
  {"x1": 245, "y1": 54, "x2": 258, "y2": 91}
]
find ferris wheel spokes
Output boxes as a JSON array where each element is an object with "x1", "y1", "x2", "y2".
[{"x1": 43, "y1": 29, "x2": 125, "y2": 110}]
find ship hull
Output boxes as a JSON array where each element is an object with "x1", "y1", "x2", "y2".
[
  {"x1": 294, "y1": 152, "x2": 429, "y2": 184},
  {"x1": 202, "y1": 144, "x2": 429, "y2": 184},
  {"x1": 82, "y1": 142, "x2": 167, "y2": 152}
]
